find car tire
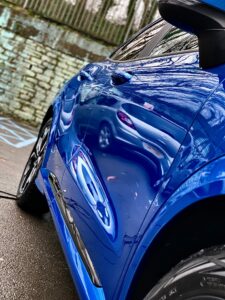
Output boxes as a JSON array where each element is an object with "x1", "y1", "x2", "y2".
[
  {"x1": 98, "y1": 123, "x2": 113, "y2": 151},
  {"x1": 16, "y1": 119, "x2": 52, "y2": 215},
  {"x1": 144, "y1": 245, "x2": 225, "y2": 300}
]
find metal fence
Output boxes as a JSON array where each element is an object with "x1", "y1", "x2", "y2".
[{"x1": 6, "y1": 0, "x2": 159, "y2": 45}]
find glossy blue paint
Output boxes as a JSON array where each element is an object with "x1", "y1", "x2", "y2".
[
  {"x1": 39, "y1": 168, "x2": 106, "y2": 300},
  {"x1": 201, "y1": 0, "x2": 225, "y2": 12},
  {"x1": 31, "y1": 13, "x2": 225, "y2": 300},
  {"x1": 118, "y1": 154, "x2": 225, "y2": 300}
]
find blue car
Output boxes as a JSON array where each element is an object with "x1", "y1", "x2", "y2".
[{"x1": 16, "y1": 0, "x2": 225, "y2": 299}]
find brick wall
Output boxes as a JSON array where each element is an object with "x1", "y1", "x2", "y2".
[{"x1": 0, "y1": 3, "x2": 113, "y2": 125}]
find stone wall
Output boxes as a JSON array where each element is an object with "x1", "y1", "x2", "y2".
[
  {"x1": 0, "y1": 3, "x2": 113, "y2": 125},
  {"x1": 0, "y1": 29, "x2": 85, "y2": 124}
]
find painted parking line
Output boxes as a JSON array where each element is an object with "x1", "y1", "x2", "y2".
[{"x1": 0, "y1": 117, "x2": 37, "y2": 148}]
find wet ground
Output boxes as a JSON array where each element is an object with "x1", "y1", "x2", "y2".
[{"x1": 0, "y1": 117, "x2": 78, "y2": 300}]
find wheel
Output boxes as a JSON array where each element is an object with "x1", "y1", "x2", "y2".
[
  {"x1": 16, "y1": 119, "x2": 52, "y2": 215},
  {"x1": 98, "y1": 123, "x2": 113, "y2": 151},
  {"x1": 145, "y1": 245, "x2": 225, "y2": 300}
]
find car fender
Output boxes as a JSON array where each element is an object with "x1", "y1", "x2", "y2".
[
  {"x1": 44, "y1": 99, "x2": 62, "y2": 157},
  {"x1": 119, "y1": 154, "x2": 225, "y2": 300}
]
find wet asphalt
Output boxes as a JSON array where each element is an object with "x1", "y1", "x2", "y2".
[{"x1": 0, "y1": 118, "x2": 78, "y2": 300}]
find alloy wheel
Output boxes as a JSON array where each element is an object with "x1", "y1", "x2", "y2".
[
  {"x1": 18, "y1": 123, "x2": 51, "y2": 195},
  {"x1": 98, "y1": 125, "x2": 112, "y2": 149}
]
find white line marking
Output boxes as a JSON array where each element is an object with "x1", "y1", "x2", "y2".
[{"x1": 0, "y1": 117, "x2": 37, "y2": 148}]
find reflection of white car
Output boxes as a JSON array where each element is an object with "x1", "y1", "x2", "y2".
[{"x1": 75, "y1": 99, "x2": 185, "y2": 176}]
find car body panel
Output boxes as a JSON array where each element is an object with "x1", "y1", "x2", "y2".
[
  {"x1": 118, "y1": 153, "x2": 225, "y2": 300},
  {"x1": 115, "y1": 70, "x2": 225, "y2": 298},
  {"x1": 27, "y1": 3, "x2": 225, "y2": 295},
  {"x1": 38, "y1": 168, "x2": 106, "y2": 300},
  {"x1": 36, "y1": 49, "x2": 225, "y2": 299}
]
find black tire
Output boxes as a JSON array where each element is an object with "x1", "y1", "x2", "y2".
[
  {"x1": 145, "y1": 245, "x2": 225, "y2": 300},
  {"x1": 98, "y1": 123, "x2": 113, "y2": 151},
  {"x1": 16, "y1": 119, "x2": 52, "y2": 215}
]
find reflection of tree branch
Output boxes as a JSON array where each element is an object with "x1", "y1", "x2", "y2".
[
  {"x1": 106, "y1": 0, "x2": 131, "y2": 26},
  {"x1": 21, "y1": 0, "x2": 160, "y2": 45},
  {"x1": 65, "y1": 0, "x2": 77, "y2": 5}
]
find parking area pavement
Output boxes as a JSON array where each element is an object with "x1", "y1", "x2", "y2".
[{"x1": 0, "y1": 117, "x2": 78, "y2": 300}]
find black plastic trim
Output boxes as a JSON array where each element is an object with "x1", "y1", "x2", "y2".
[
  {"x1": 48, "y1": 172, "x2": 102, "y2": 287},
  {"x1": 158, "y1": 0, "x2": 225, "y2": 68}
]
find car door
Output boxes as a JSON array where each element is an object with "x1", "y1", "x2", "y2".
[
  {"x1": 48, "y1": 63, "x2": 112, "y2": 220},
  {"x1": 56, "y1": 63, "x2": 111, "y2": 163},
  {"x1": 59, "y1": 21, "x2": 220, "y2": 299}
]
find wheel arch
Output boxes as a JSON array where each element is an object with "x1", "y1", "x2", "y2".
[
  {"x1": 127, "y1": 194, "x2": 225, "y2": 299},
  {"x1": 39, "y1": 99, "x2": 62, "y2": 143},
  {"x1": 124, "y1": 156, "x2": 225, "y2": 300},
  {"x1": 39, "y1": 105, "x2": 53, "y2": 132}
]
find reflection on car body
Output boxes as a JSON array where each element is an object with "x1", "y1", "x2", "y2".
[
  {"x1": 75, "y1": 95, "x2": 186, "y2": 180},
  {"x1": 16, "y1": 1, "x2": 225, "y2": 299}
]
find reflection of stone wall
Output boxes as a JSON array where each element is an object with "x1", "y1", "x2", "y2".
[{"x1": 0, "y1": 4, "x2": 113, "y2": 125}]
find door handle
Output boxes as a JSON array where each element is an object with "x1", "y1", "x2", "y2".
[
  {"x1": 111, "y1": 71, "x2": 133, "y2": 86},
  {"x1": 79, "y1": 70, "x2": 94, "y2": 82}
]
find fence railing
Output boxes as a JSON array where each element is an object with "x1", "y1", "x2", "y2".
[{"x1": 6, "y1": 0, "x2": 159, "y2": 45}]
